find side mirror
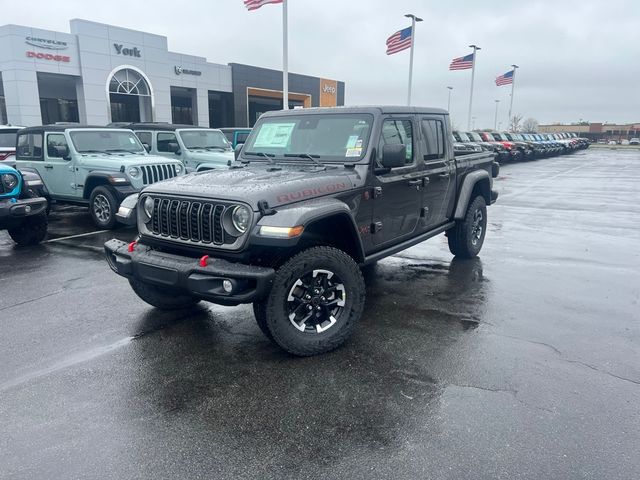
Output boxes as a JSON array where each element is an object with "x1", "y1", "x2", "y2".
[
  {"x1": 167, "y1": 142, "x2": 180, "y2": 154},
  {"x1": 54, "y1": 145, "x2": 71, "y2": 160},
  {"x1": 142, "y1": 142, "x2": 151, "y2": 153},
  {"x1": 381, "y1": 144, "x2": 407, "y2": 169},
  {"x1": 234, "y1": 143, "x2": 243, "y2": 161}
]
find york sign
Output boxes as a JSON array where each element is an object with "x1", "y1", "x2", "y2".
[{"x1": 113, "y1": 44, "x2": 141, "y2": 57}]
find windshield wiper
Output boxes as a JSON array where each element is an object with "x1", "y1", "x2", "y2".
[
  {"x1": 243, "y1": 151, "x2": 276, "y2": 165},
  {"x1": 284, "y1": 153, "x2": 326, "y2": 169},
  {"x1": 105, "y1": 149, "x2": 141, "y2": 154},
  {"x1": 81, "y1": 150, "x2": 111, "y2": 155}
]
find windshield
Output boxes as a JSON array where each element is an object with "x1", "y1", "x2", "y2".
[
  {"x1": 0, "y1": 131, "x2": 18, "y2": 148},
  {"x1": 179, "y1": 129, "x2": 231, "y2": 150},
  {"x1": 493, "y1": 133, "x2": 505, "y2": 141},
  {"x1": 467, "y1": 132, "x2": 483, "y2": 142},
  {"x1": 243, "y1": 113, "x2": 373, "y2": 161},
  {"x1": 483, "y1": 132, "x2": 497, "y2": 141},
  {"x1": 70, "y1": 130, "x2": 145, "y2": 154}
]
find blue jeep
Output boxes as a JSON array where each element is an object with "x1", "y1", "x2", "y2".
[{"x1": 0, "y1": 163, "x2": 48, "y2": 245}]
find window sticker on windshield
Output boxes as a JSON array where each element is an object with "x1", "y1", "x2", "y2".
[
  {"x1": 253, "y1": 123, "x2": 295, "y2": 148},
  {"x1": 346, "y1": 135, "x2": 359, "y2": 149},
  {"x1": 355, "y1": 139, "x2": 363, "y2": 148},
  {"x1": 346, "y1": 148, "x2": 362, "y2": 157},
  {"x1": 128, "y1": 137, "x2": 136, "y2": 144}
]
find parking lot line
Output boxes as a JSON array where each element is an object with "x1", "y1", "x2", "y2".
[{"x1": 44, "y1": 229, "x2": 110, "y2": 243}]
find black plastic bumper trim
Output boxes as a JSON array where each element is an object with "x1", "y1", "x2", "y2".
[{"x1": 104, "y1": 239, "x2": 275, "y2": 306}]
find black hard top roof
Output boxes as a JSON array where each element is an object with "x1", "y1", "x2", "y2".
[
  {"x1": 18, "y1": 125, "x2": 124, "y2": 134},
  {"x1": 260, "y1": 106, "x2": 448, "y2": 118},
  {"x1": 126, "y1": 123, "x2": 215, "y2": 131}
]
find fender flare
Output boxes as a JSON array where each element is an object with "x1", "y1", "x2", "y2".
[
  {"x1": 453, "y1": 170, "x2": 491, "y2": 220},
  {"x1": 82, "y1": 171, "x2": 130, "y2": 198},
  {"x1": 256, "y1": 197, "x2": 365, "y2": 262},
  {"x1": 16, "y1": 167, "x2": 49, "y2": 196}
]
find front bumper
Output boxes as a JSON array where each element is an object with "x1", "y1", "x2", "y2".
[
  {"x1": 104, "y1": 239, "x2": 275, "y2": 306},
  {"x1": 0, "y1": 197, "x2": 47, "y2": 227}
]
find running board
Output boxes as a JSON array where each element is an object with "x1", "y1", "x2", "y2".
[{"x1": 362, "y1": 221, "x2": 455, "y2": 266}]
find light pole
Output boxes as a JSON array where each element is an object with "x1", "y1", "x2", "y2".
[
  {"x1": 494, "y1": 99, "x2": 500, "y2": 130},
  {"x1": 467, "y1": 44, "x2": 481, "y2": 130},
  {"x1": 507, "y1": 64, "x2": 519, "y2": 128},
  {"x1": 472, "y1": 116, "x2": 477, "y2": 130},
  {"x1": 404, "y1": 14, "x2": 423, "y2": 106},
  {"x1": 447, "y1": 86, "x2": 453, "y2": 112}
]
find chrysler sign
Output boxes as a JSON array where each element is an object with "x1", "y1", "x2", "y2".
[{"x1": 25, "y1": 37, "x2": 68, "y2": 50}]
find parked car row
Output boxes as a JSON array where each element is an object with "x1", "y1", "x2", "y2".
[
  {"x1": 452, "y1": 130, "x2": 589, "y2": 160},
  {"x1": 0, "y1": 123, "x2": 247, "y2": 234}
]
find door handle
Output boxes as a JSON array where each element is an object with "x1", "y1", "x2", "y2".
[
  {"x1": 44, "y1": 165, "x2": 53, "y2": 169},
  {"x1": 438, "y1": 173, "x2": 450, "y2": 178},
  {"x1": 407, "y1": 179, "x2": 422, "y2": 186}
]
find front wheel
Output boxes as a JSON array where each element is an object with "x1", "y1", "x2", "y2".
[
  {"x1": 7, "y1": 214, "x2": 48, "y2": 246},
  {"x1": 89, "y1": 186, "x2": 118, "y2": 229},
  {"x1": 263, "y1": 246, "x2": 366, "y2": 356},
  {"x1": 447, "y1": 195, "x2": 487, "y2": 258}
]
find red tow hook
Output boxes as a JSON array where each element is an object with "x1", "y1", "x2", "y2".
[
  {"x1": 199, "y1": 255, "x2": 210, "y2": 267},
  {"x1": 127, "y1": 241, "x2": 137, "y2": 252}
]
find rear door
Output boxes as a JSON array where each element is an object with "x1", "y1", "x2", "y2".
[
  {"x1": 419, "y1": 117, "x2": 456, "y2": 228},
  {"x1": 371, "y1": 116, "x2": 425, "y2": 247}
]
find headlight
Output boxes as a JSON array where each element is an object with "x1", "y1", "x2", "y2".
[
  {"x1": 231, "y1": 205, "x2": 251, "y2": 233},
  {"x1": 128, "y1": 166, "x2": 140, "y2": 178},
  {"x1": 1, "y1": 173, "x2": 18, "y2": 190},
  {"x1": 175, "y1": 164, "x2": 183, "y2": 174},
  {"x1": 142, "y1": 196, "x2": 155, "y2": 222}
]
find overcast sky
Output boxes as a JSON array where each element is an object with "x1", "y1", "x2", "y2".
[{"x1": 4, "y1": 0, "x2": 639, "y2": 128}]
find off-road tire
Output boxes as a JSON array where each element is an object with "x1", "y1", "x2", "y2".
[
  {"x1": 447, "y1": 195, "x2": 487, "y2": 258},
  {"x1": 129, "y1": 279, "x2": 201, "y2": 310},
  {"x1": 7, "y1": 213, "x2": 48, "y2": 246},
  {"x1": 252, "y1": 302, "x2": 274, "y2": 341},
  {"x1": 89, "y1": 186, "x2": 118, "y2": 229},
  {"x1": 264, "y1": 246, "x2": 365, "y2": 356}
]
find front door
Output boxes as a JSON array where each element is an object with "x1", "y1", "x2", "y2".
[
  {"x1": 371, "y1": 117, "x2": 424, "y2": 247},
  {"x1": 42, "y1": 133, "x2": 77, "y2": 198},
  {"x1": 419, "y1": 117, "x2": 455, "y2": 228}
]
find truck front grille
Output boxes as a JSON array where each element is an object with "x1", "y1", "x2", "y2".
[
  {"x1": 150, "y1": 198, "x2": 228, "y2": 245},
  {"x1": 141, "y1": 164, "x2": 179, "y2": 185}
]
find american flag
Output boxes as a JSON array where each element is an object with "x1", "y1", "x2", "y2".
[
  {"x1": 495, "y1": 70, "x2": 514, "y2": 86},
  {"x1": 449, "y1": 53, "x2": 474, "y2": 70},
  {"x1": 244, "y1": 0, "x2": 282, "y2": 11},
  {"x1": 386, "y1": 27, "x2": 413, "y2": 55}
]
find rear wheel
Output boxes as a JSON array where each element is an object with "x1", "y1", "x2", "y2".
[
  {"x1": 129, "y1": 279, "x2": 201, "y2": 310},
  {"x1": 447, "y1": 195, "x2": 487, "y2": 258},
  {"x1": 263, "y1": 246, "x2": 365, "y2": 356},
  {"x1": 252, "y1": 302, "x2": 273, "y2": 341},
  {"x1": 89, "y1": 186, "x2": 118, "y2": 229}
]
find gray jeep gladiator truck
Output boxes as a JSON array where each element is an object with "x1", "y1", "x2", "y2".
[{"x1": 105, "y1": 106, "x2": 499, "y2": 356}]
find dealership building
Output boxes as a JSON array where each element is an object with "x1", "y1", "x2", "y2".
[{"x1": 0, "y1": 19, "x2": 345, "y2": 128}]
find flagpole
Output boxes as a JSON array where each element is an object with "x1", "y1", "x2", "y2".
[
  {"x1": 507, "y1": 64, "x2": 519, "y2": 130},
  {"x1": 404, "y1": 14, "x2": 423, "y2": 106},
  {"x1": 467, "y1": 44, "x2": 480, "y2": 130},
  {"x1": 282, "y1": 0, "x2": 289, "y2": 110}
]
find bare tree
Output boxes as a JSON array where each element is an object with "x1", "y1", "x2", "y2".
[
  {"x1": 509, "y1": 114, "x2": 523, "y2": 132},
  {"x1": 522, "y1": 118, "x2": 539, "y2": 133}
]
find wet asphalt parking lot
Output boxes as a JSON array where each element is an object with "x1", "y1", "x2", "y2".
[{"x1": 1, "y1": 148, "x2": 639, "y2": 480}]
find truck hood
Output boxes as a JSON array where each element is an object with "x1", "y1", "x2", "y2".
[
  {"x1": 142, "y1": 163, "x2": 361, "y2": 210},
  {"x1": 187, "y1": 149, "x2": 234, "y2": 163},
  {"x1": 80, "y1": 153, "x2": 182, "y2": 170}
]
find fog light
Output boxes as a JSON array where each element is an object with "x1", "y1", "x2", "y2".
[
  {"x1": 222, "y1": 279, "x2": 233, "y2": 293},
  {"x1": 25, "y1": 205, "x2": 31, "y2": 213}
]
